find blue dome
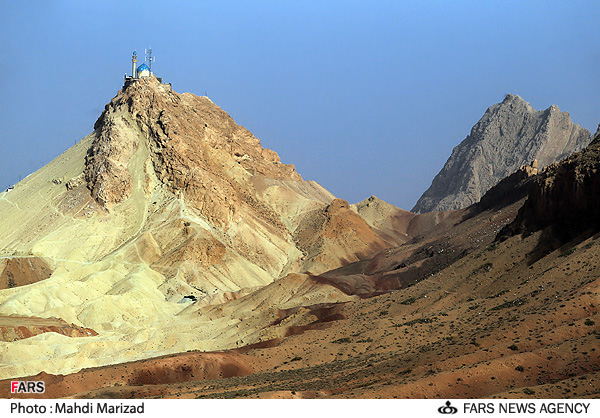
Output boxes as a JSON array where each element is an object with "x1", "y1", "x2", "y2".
[{"x1": 137, "y1": 63, "x2": 150, "y2": 72}]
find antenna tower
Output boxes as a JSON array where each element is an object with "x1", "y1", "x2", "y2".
[{"x1": 145, "y1": 48, "x2": 154, "y2": 74}]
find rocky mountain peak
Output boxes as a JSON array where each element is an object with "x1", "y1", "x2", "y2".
[
  {"x1": 83, "y1": 77, "x2": 301, "y2": 224},
  {"x1": 412, "y1": 94, "x2": 591, "y2": 214}
]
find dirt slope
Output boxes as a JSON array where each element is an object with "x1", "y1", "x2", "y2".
[{"x1": 0, "y1": 316, "x2": 97, "y2": 342}]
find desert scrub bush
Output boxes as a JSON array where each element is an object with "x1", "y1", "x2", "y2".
[
  {"x1": 559, "y1": 248, "x2": 576, "y2": 257},
  {"x1": 584, "y1": 319, "x2": 595, "y2": 326},
  {"x1": 515, "y1": 365, "x2": 524, "y2": 372},
  {"x1": 508, "y1": 344, "x2": 519, "y2": 351},
  {"x1": 332, "y1": 337, "x2": 351, "y2": 344},
  {"x1": 490, "y1": 297, "x2": 527, "y2": 311},
  {"x1": 400, "y1": 297, "x2": 417, "y2": 305},
  {"x1": 6, "y1": 272, "x2": 15, "y2": 288},
  {"x1": 488, "y1": 289, "x2": 509, "y2": 299},
  {"x1": 582, "y1": 242, "x2": 595, "y2": 250},
  {"x1": 469, "y1": 262, "x2": 493, "y2": 278},
  {"x1": 523, "y1": 388, "x2": 535, "y2": 395},
  {"x1": 403, "y1": 317, "x2": 437, "y2": 326}
]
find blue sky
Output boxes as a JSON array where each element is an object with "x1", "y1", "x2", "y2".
[{"x1": 1, "y1": 1, "x2": 599, "y2": 209}]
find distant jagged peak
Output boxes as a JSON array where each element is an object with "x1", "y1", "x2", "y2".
[
  {"x1": 500, "y1": 93, "x2": 535, "y2": 109},
  {"x1": 412, "y1": 94, "x2": 591, "y2": 214}
]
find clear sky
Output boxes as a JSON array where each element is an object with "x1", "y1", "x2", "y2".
[{"x1": 1, "y1": 1, "x2": 599, "y2": 210}]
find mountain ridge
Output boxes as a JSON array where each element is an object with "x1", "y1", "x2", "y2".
[{"x1": 412, "y1": 94, "x2": 591, "y2": 213}]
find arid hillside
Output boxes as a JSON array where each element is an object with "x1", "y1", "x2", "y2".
[
  {"x1": 4, "y1": 142, "x2": 600, "y2": 398},
  {"x1": 1, "y1": 80, "x2": 598, "y2": 399},
  {"x1": 0, "y1": 77, "x2": 445, "y2": 381}
]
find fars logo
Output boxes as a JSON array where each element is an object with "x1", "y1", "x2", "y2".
[
  {"x1": 10, "y1": 381, "x2": 45, "y2": 394},
  {"x1": 438, "y1": 401, "x2": 458, "y2": 414}
]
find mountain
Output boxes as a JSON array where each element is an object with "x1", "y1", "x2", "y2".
[
  {"x1": 412, "y1": 94, "x2": 591, "y2": 213},
  {"x1": 0, "y1": 76, "x2": 393, "y2": 378}
]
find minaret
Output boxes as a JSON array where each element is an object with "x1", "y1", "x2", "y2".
[{"x1": 132, "y1": 51, "x2": 138, "y2": 78}]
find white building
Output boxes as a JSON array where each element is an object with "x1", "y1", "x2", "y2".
[{"x1": 136, "y1": 63, "x2": 151, "y2": 78}]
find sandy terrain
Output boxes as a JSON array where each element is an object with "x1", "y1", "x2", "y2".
[{"x1": 3, "y1": 196, "x2": 598, "y2": 399}]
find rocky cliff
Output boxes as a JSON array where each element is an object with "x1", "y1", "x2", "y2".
[
  {"x1": 500, "y1": 136, "x2": 600, "y2": 242},
  {"x1": 412, "y1": 94, "x2": 591, "y2": 213}
]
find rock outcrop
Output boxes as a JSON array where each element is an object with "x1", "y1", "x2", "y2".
[
  {"x1": 0, "y1": 316, "x2": 97, "y2": 342},
  {"x1": 412, "y1": 94, "x2": 591, "y2": 213},
  {"x1": 500, "y1": 137, "x2": 600, "y2": 241}
]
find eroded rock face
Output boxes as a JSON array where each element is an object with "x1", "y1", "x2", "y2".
[
  {"x1": 413, "y1": 94, "x2": 591, "y2": 213},
  {"x1": 85, "y1": 115, "x2": 139, "y2": 206},
  {"x1": 87, "y1": 77, "x2": 300, "y2": 226},
  {"x1": 501, "y1": 138, "x2": 600, "y2": 241}
]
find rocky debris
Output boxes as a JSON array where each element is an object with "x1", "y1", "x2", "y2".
[
  {"x1": 65, "y1": 173, "x2": 84, "y2": 190},
  {"x1": 500, "y1": 137, "x2": 600, "y2": 241},
  {"x1": 413, "y1": 94, "x2": 591, "y2": 213}
]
